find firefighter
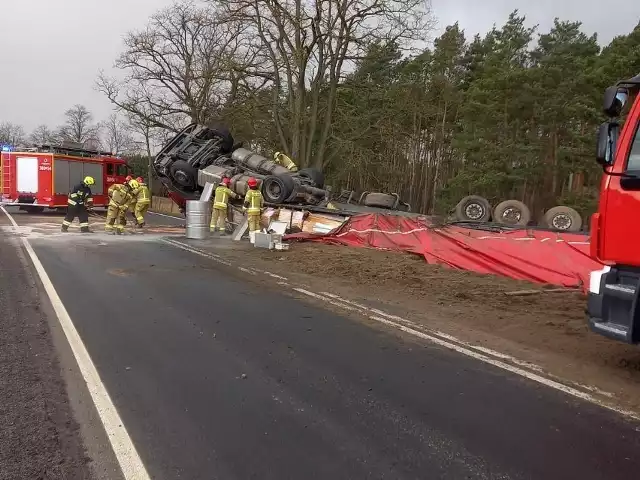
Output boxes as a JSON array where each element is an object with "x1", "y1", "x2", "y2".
[
  {"x1": 243, "y1": 177, "x2": 263, "y2": 244},
  {"x1": 61, "y1": 176, "x2": 95, "y2": 233},
  {"x1": 106, "y1": 179, "x2": 139, "y2": 235},
  {"x1": 131, "y1": 176, "x2": 151, "y2": 228},
  {"x1": 210, "y1": 177, "x2": 238, "y2": 234},
  {"x1": 273, "y1": 151, "x2": 298, "y2": 172}
]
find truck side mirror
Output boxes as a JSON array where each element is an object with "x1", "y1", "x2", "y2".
[
  {"x1": 603, "y1": 86, "x2": 628, "y2": 117},
  {"x1": 596, "y1": 121, "x2": 619, "y2": 166}
]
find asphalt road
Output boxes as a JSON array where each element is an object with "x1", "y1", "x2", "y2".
[{"x1": 0, "y1": 206, "x2": 629, "y2": 480}]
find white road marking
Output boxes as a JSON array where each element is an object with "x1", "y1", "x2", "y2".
[
  {"x1": 163, "y1": 237, "x2": 232, "y2": 266},
  {"x1": 1, "y1": 206, "x2": 151, "y2": 480},
  {"x1": 164, "y1": 237, "x2": 637, "y2": 421},
  {"x1": 148, "y1": 211, "x2": 183, "y2": 221}
]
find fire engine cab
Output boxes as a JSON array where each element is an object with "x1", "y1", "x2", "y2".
[{"x1": 0, "y1": 143, "x2": 132, "y2": 212}]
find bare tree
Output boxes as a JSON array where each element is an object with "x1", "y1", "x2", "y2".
[
  {"x1": 57, "y1": 104, "x2": 101, "y2": 145},
  {"x1": 208, "y1": 0, "x2": 433, "y2": 168},
  {"x1": 101, "y1": 113, "x2": 135, "y2": 155},
  {"x1": 0, "y1": 122, "x2": 26, "y2": 146},
  {"x1": 96, "y1": 0, "x2": 267, "y2": 134},
  {"x1": 30, "y1": 124, "x2": 56, "y2": 145}
]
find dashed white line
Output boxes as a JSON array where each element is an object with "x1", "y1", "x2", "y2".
[{"x1": 1, "y1": 205, "x2": 151, "y2": 480}]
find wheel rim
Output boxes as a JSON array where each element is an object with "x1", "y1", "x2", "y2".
[
  {"x1": 551, "y1": 213, "x2": 572, "y2": 230},
  {"x1": 266, "y1": 182, "x2": 281, "y2": 199},
  {"x1": 173, "y1": 169, "x2": 191, "y2": 187},
  {"x1": 501, "y1": 207, "x2": 521, "y2": 224},
  {"x1": 465, "y1": 203, "x2": 484, "y2": 220}
]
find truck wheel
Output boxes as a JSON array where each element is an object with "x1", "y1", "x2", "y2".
[
  {"x1": 363, "y1": 192, "x2": 397, "y2": 209},
  {"x1": 169, "y1": 160, "x2": 198, "y2": 190},
  {"x1": 261, "y1": 174, "x2": 295, "y2": 204},
  {"x1": 492, "y1": 200, "x2": 531, "y2": 226},
  {"x1": 298, "y1": 168, "x2": 325, "y2": 188},
  {"x1": 543, "y1": 206, "x2": 582, "y2": 232},
  {"x1": 455, "y1": 195, "x2": 491, "y2": 222},
  {"x1": 207, "y1": 124, "x2": 234, "y2": 153}
]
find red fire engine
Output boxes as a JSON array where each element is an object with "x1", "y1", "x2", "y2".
[
  {"x1": 0, "y1": 143, "x2": 132, "y2": 212},
  {"x1": 588, "y1": 73, "x2": 640, "y2": 343}
]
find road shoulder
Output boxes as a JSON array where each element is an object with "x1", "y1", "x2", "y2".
[{"x1": 0, "y1": 225, "x2": 123, "y2": 480}]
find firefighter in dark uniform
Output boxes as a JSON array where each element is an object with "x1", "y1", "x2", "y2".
[{"x1": 61, "y1": 176, "x2": 95, "y2": 233}]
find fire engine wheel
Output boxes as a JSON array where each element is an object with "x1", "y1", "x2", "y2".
[
  {"x1": 169, "y1": 160, "x2": 198, "y2": 190},
  {"x1": 261, "y1": 174, "x2": 295, "y2": 204},
  {"x1": 493, "y1": 200, "x2": 531, "y2": 227},
  {"x1": 543, "y1": 206, "x2": 583, "y2": 232},
  {"x1": 455, "y1": 195, "x2": 492, "y2": 222},
  {"x1": 298, "y1": 168, "x2": 325, "y2": 188},
  {"x1": 25, "y1": 206, "x2": 45, "y2": 214}
]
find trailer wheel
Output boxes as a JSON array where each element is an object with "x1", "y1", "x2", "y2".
[
  {"x1": 262, "y1": 174, "x2": 295, "y2": 204},
  {"x1": 493, "y1": 200, "x2": 531, "y2": 226},
  {"x1": 363, "y1": 192, "x2": 397, "y2": 209},
  {"x1": 298, "y1": 168, "x2": 325, "y2": 188},
  {"x1": 455, "y1": 195, "x2": 491, "y2": 222},
  {"x1": 169, "y1": 160, "x2": 198, "y2": 190},
  {"x1": 543, "y1": 206, "x2": 583, "y2": 232}
]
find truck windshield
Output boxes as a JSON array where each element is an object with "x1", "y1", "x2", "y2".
[{"x1": 626, "y1": 124, "x2": 640, "y2": 171}]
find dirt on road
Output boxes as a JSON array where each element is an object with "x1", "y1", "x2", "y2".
[{"x1": 212, "y1": 241, "x2": 640, "y2": 413}]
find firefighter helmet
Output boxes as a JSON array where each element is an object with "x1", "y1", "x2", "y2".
[
  {"x1": 126, "y1": 175, "x2": 133, "y2": 182},
  {"x1": 222, "y1": 177, "x2": 231, "y2": 186},
  {"x1": 128, "y1": 179, "x2": 140, "y2": 189},
  {"x1": 83, "y1": 176, "x2": 95, "y2": 186},
  {"x1": 136, "y1": 177, "x2": 144, "y2": 183},
  {"x1": 247, "y1": 177, "x2": 258, "y2": 188}
]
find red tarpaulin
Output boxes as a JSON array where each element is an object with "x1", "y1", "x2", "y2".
[{"x1": 286, "y1": 213, "x2": 604, "y2": 291}]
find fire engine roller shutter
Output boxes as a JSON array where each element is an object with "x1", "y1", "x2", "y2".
[
  {"x1": 69, "y1": 162, "x2": 84, "y2": 190},
  {"x1": 16, "y1": 157, "x2": 39, "y2": 193},
  {"x1": 83, "y1": 163, "x2": 103, "y2": 194},
  {"x1": 54, "y1": 160, "x2": 104, "y2": 195},
  {"x1": 53, "y1": 160, "x2": 70, "y2": 194}
]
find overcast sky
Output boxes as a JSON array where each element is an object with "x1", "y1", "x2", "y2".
[{"x1": 1, "y1": 0, "x2": 638, "y2": 134}]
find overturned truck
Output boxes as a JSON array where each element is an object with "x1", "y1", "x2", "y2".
[{"x1": 153, "y1": 123, "x2": 410, "y2": 214}]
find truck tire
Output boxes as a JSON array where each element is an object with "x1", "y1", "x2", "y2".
[
  {"x1": 455, "y1": 195, "x2": 491, "y2": 222},
  {"x1": 492, "y1": 200, "x2": 531, "y2": 227},
  {"x1": 543, "y1": 206, "x2": 583, "y2": 232},
  {"x1": 169, "y1": 160, "x2": 198, "y2": 189},
  {"x1": 363, "y1": 192, "x2": 397, "y2": 209},
  {"x1": 262, "y1": 174, "x2": 295, "y2": 204},
  {"x1": 298, "y1": 168, "x2": 325, "y2": 188},
  {"x1": 208, "y1": 124, "x2": 234, "y2": 153}
]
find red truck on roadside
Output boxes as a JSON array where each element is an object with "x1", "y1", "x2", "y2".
[
  {"x1": 588, "y1": 73, "x2": 640, "y2": 344},
  {"x1": 0, "y1": 143, "x2": 131, "y2": 212}
]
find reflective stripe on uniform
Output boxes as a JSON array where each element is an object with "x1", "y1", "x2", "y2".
[
  {"x1": 79, "y1": 222, "x2": 89, "y2": 227},
  {"x1": 214, "y1": 186, "x2": 231, "y2": 210},
  {"x1": 137, "y1": 186, "x2": 151, "y2": 203},
  {"x1": 62, "y1": 220, "x2": 72, "y2": 226},
  {"x1": 245, "y1": 190, "x2": 262, "y2": 215},
  {"x1": 68, "y1": 199, "x2": 77, "y2": 205}
]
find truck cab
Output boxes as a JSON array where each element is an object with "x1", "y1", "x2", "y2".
[{"x1": 588, "y1": 74, "x2": 640, "y2": 343}]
